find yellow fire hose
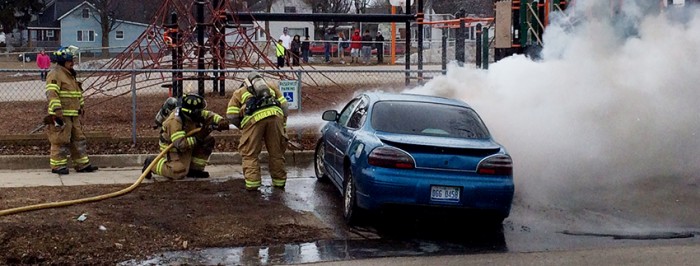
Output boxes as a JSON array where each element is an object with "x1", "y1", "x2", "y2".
[{"x1": 0, "y1": 128, "x2": 201, "y2": 217}]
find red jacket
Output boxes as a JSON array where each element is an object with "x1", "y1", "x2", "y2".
[
  {"x1": 350, "y1": 32, "x2": 362, "y2": 49},
  {"x1": 37, "y1": 53, "x2": 51, "y2": 69}
]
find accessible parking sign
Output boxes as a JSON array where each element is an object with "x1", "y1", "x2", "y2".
[{"x1": 278, "y1": 80, "x2": 299, "y2": 110}]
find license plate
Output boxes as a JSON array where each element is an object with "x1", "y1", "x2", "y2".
[{"x1": 430, "y1": 186, "x2": 460, "y2": 202}]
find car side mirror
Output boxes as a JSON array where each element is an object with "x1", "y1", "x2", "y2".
[{"x1": 322, "y1": 110, "x2": 338, "y2": 121}]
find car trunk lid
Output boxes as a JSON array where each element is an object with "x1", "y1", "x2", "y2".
[{"x1": 375, "y1": 133, "x2": 501, "y2": 171}]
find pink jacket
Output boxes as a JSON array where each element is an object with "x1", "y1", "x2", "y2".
[{"x1": 36, "y1": 53, "x2": 51, "y2": 69}]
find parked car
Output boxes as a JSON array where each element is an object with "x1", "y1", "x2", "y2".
[
  {"x1": 314, "y1": 92, "x2": 514, "y2": 225},
  {"x1": 17, "y1": 52, "x2": 36, "y2": 62}
]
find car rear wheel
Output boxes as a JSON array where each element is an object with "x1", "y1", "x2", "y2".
[
  {"x1": 343, "y1": 170, "x2": 363, "y2": 225},
  {"x1": 314, "y1": 139, "x2": 329, "y2": 181}
]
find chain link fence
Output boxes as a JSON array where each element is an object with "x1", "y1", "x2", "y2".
[{"x1": 0, "y1": 68, "x2": 444, "y2": 153}]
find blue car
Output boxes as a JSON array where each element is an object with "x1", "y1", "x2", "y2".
[{"x1": 314, "y1": 92, "x2": 514, "y2": 225}]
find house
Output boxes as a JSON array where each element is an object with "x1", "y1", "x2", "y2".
[
  {"x1": 27, "y1": 0, "x2": 83, "y2": 48},
  {"x1": 366, "y1": 0, "x2": 493, "y2": 48},
  {"x1": 27, "y1": 0, "x2": 155, "y2": 54},
  {"x1": 58, "y1": 1, "x2": 149, "y2": 55},
  {"x1": 247, "y1": 0, "x2": 316, "y2": 41}
]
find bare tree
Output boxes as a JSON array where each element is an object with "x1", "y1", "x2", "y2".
[
  {"x1": 263, "y1": 0, "x2": 273, "y2": 40},
  {"x1": 369, "y1": 0, "x2": 391, "y2": 12},
  {"x1": 0, "y1": 0, "x2": 44, "y2": 46},
  {"x1": 303, "y1": 0, "x2": 352, "y2": 37},
  {"x1": 242, "y1": 0, "x2": 274, "y2": 40},
  {"x1": 353, "y1": 0, "x2": 371, "y2": 14},
  {"x1": 88, "y1": 0, "x2": 122, "y2": 57}
]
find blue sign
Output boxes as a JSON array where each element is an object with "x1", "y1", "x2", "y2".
[
  {"x1": 279, "y1": 80, "x2": 299, "y2": 109},
  {"x1": 283, "y1": 91, "x2": 294, "y2": 102}
]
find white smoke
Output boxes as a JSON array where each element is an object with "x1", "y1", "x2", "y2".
[{"x1": 406, "y1": 3, "x2": 700, "y2": 207}]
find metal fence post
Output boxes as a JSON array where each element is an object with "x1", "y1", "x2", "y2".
[
  {"x1": 296, "y1": 70, "x2": 302, "y2": 113},
  {"x1": 130, "y1": 70, "x2": 137, "y2": 145},
  {"x1": 483, "y1": 27, "x2": 489, "y2": 70},
  {"x1": 442, "y1": 27, "x2": 447, "y2": 74},
  {"x1": 455, "y1": 9, "x2": 465, "y2": 65},
  {"x1": 476, "y1": 24, "x2": 482, "y2": 68}
]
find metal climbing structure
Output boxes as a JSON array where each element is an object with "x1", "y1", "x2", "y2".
[{"x1": 82, "y1": 0, "x2": 281, "y2": 98}]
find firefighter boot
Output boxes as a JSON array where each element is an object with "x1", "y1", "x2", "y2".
[
  {"x1": 187, "y1": 169, "x2": 210, "y2": 179},
  {"x1": 142, "y1": 157, "x2": 154, "y2": 179},
  {"x1": 51, "y1": 167, "x2": 69, "y2": 175},
  {"x1": 77, "y1": 165, "x2": 99, "y2": 173}
]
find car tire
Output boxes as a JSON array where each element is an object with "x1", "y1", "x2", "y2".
[
  {"x1": 482, "y1": 215, "x2": 506, "y2": 230},
  {"x1": 314, "y1": 139, "x2": 329, "y2": 182},
  {"x1": 343, "y1": 170, "x2": 364, "y2": 225}
]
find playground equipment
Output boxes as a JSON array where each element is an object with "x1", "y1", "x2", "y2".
[
  {"x1": 493, "y1": 0, "x2": 671, "y2": 62},
  {"x1": 82, "y1": 0, "x2": 280, "y2": 99},
  {"x1": 419, "y1": 16, "x2": 494, "y2": 69},
  {"x1": 493, "y1": 0, "x2": 571, "y2": 61}
]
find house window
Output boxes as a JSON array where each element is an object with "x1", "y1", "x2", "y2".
[
  {"x1": 77, "y1": 30, "x2": 95, "y2": 42},
  {"x1": 284, "y1": 6, "x2": 296, "y2": 13},
  {"x1": 82, "y1": 8, "x2": 90, "y2": 18},
  {"x1": 46, "y1": 30, "x2": 54, "y2": 38},
  {"x1": 115, "y1": 31, "x2": 124, "y2": 40},
  {"x1": 287, "y1": 28, "x2": 305, "y2": 38}
]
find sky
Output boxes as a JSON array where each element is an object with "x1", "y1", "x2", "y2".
[{"x1": 406, "y1": 2, "x2": 700, "y2": 206}]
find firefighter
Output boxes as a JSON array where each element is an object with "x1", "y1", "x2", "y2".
[
  {"x1": 227, "y1": 72, "x2": 288, "y2": 191},
  {"x1": 45, "y1": 45, "x2": 99, "y2": 175},
  {"x1": 143, "y1": 93, "x2": 229, "y2": 180}
]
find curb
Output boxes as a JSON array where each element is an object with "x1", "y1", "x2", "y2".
[{"x1": 0, "y1": 151, "x2": 315, "y2": 170}]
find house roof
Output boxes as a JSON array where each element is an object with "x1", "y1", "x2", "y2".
[
  {"x1": 29, "y1": 0, "x2": 159, "y2": 29},
  {"x1": 29, "y1": 0, "x2": 84, "y2": 28},
  {"x1": 56, "y1": 1, "x2": 94, "y2": 21}
]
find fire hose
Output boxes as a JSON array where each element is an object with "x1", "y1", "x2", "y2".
[{"x1": 0, "y1": 128, "x2": 202, "y2": 217}]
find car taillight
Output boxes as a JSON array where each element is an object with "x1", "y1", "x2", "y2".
[
  {"x1": 477, "y1": 154, "x2": 513, "y2": 175},
  {"x1": 368, "y1": 146, "x2": 415, "y2": 169}
]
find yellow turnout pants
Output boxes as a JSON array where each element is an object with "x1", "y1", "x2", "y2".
[{"x1": 239, "y1": 115, "x2": 287, "y2": 189}]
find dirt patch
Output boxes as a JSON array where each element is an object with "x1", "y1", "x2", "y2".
[
  {"x1": 0, "y1": 83, "x2": 379, "y2": 155},
  {"x1": 0, "y1": 179, "x2": 332, "y2": 264}
]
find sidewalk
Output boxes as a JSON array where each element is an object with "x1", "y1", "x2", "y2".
[{"x1": 0, "y1": 151, "x2": 314, "y2": 188}]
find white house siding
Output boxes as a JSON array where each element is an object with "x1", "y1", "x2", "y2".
[
  {"x1": 269, "y1": 0, "x2": 315, "y2": 40},
  {"x1": 59, "y1": 5, "x2": 147, "y2": 55}
]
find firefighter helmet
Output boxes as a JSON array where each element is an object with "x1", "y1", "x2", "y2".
[
  {"x1": 51, "y1": 45, "x2": 79, "y2": 63},
  {"x1": 180, "y1": 93, "x2": 206, "y2": 119}
]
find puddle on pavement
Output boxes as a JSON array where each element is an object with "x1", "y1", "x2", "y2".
[
  {"x1": 560, "y1": 230, "x2": 696, "y2": 240},
  {"x1": 119, "y1": 237, "x2": 507, "y2": 266}
]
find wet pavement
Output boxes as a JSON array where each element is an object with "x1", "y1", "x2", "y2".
[
  {"x1": 2, "y1": 160, "x2": 699, "y2": 265},
  {"x1": 118, "y1": 163, "x2": 699, "y2": 265}
]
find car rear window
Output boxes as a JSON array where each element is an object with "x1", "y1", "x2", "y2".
[{"x1": 371, "y1": 101, "x2": 490, "y2": 139}]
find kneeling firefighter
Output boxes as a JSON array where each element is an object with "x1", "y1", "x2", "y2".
[
  {"x1": 227, "y1": 72, "x2": 288, "y2": 190},
  {"x1": 143, "y1": 93, "x2": 229, "y2": 179}
]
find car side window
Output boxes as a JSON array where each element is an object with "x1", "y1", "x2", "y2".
[
  {"x1": 346, "y1": 98, "x2": 368, "y2": 129},
  {"x1": 338, "y1": 98, "x2": 360, "y2": 127}
]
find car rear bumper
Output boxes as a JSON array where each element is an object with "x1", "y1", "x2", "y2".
[{"x1": 355, "y1": 167, "x2": 514, "y2": 216}]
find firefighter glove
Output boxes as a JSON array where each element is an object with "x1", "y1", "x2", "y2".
[
  {"x1": 217, "y1": 119, "x2": 230, "y2": 131},
  {"x1": 53, "y1": 117, "x2": 64, "y2": 128},
  {"x1": 196, "y1": 125, "x2": 213, "y2": 141}
]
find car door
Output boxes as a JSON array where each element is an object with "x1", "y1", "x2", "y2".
[
  {"x1": 337, "y1": 97, "x2": 369, "y2": 180},
  {"x1": 325, "y1": 98, "x2": 361, "y2": 185}
]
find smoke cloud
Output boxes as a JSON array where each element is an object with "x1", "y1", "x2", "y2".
[{"x1": 406, "y1": 2, "x2": 700, "y2": 207}]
